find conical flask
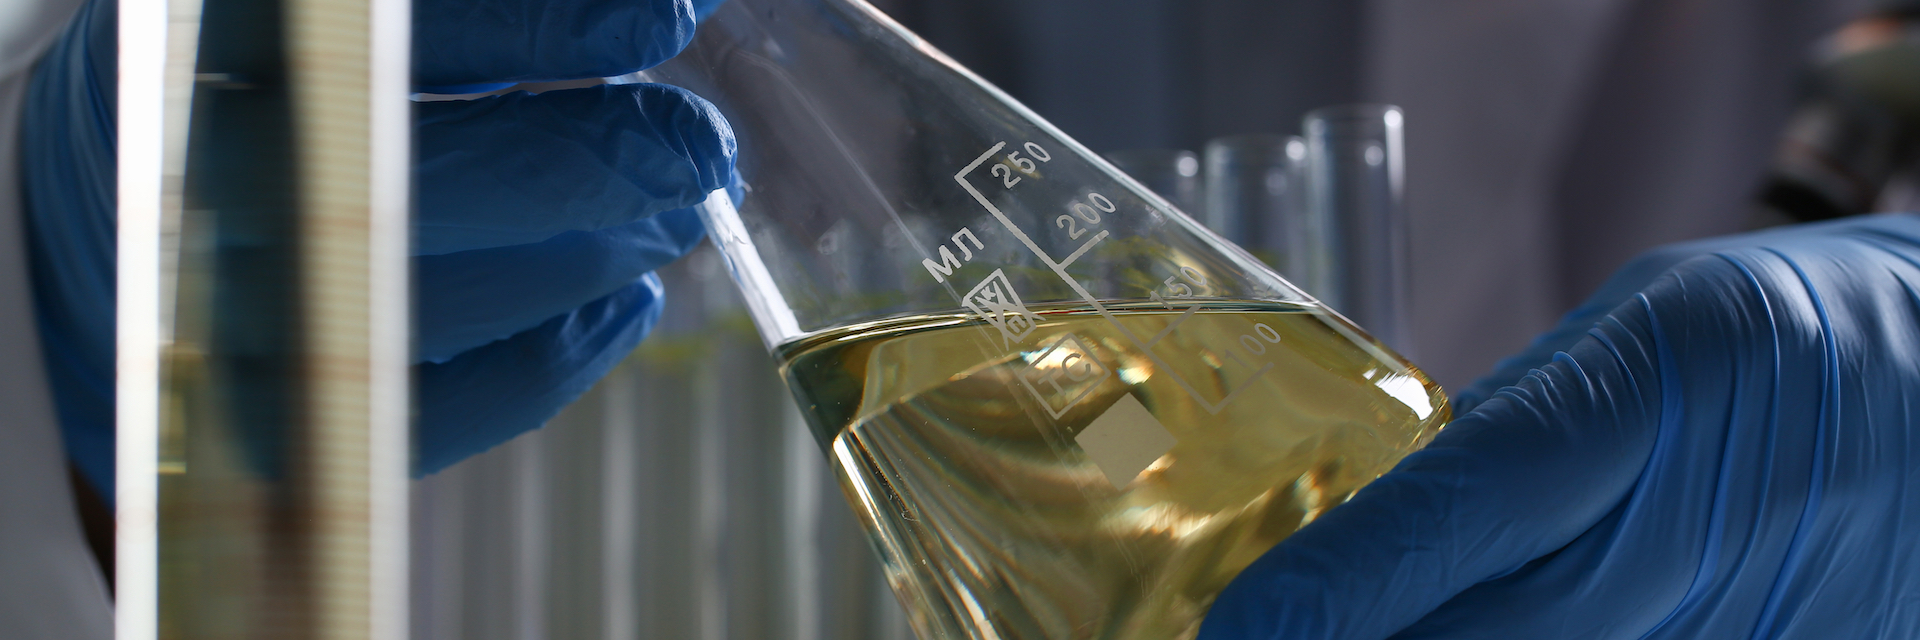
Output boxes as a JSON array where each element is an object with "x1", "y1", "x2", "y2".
[{"x1": 639, "y1": 1, "x2": 1451, "y2": 638}]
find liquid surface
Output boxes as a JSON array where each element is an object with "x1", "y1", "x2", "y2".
[{"x1": 780, "y1": 301, "x2": 1449, "y2": 640}]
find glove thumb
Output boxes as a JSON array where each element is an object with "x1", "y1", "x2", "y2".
[{"x1": 1199, "y1": 300, "x2": 1667, "y2": 640}]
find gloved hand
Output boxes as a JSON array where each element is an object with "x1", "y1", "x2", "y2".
[
  {"x1": 1199, "y1": 213, "x2": 1920, "y2": 639},
  {"x1": 21, "y1": 0, "x2": 735, "y2": 493},
  {"x1": 407, "y1": 0, "x2": 736, "y2": 472}
]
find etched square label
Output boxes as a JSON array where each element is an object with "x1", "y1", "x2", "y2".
[
  {"x1": 1019, "y1": 332, "x2": 1113, "y2": 419},
  {"x1": 963, "y1": 268, "x2": 1039, "y2": 345}
]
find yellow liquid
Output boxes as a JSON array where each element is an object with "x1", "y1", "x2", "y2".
[{"x1": 779, "y1": 301, "x2": 1449, "y2": 640}]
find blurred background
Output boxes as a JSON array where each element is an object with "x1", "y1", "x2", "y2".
[
  {"x1": 877, "y1": 0, "x2": 1884, "y2": 389},
  {"x1": 413, "y1": 0, "x2": 1911, "y2": 638}
]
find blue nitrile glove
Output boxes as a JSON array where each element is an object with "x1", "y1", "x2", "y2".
[
  {"x1": 22, "y1": 0, "x2": 735, "y2": 494},
  {"x1": 1449, "y1": 219, "x2": 1870, "y2": 414},
  {"x1": 1199, "y1": 213, "x2": 1920, "y2": 639}
]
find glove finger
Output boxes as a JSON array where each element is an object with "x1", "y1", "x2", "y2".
[
  {"x1": 416, "y1": 206, "x2": 704, "y2": 363},
  {"x1": 413, "y1": 0, "x2": 693, "y2": 87},
  {"x1": 414, "y1": 83, "x2": 734, "y2": 255},
  {"x1": 415, "y1": 274, "x2": 664, "y2": 476},
  {"x1": 1198, "y1": 306, "x2": 1666, "y2": 640}
]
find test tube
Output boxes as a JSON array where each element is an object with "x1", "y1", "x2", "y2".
[
  {"x1": 1104, "y1": 149, "x2": 1205, "y2": 214},
  {"x1": 1201, "y1": 134, "x2": 1308, "y2": 274},
  {"x1": 407, "y1": 243, "x2": 912, "y2": 640},
  {"x1": 1303, "y1": 104, "x2": 1412, "y2": 355}
]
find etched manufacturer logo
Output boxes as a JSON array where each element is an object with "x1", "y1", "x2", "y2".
[
  {"x1": 1019, "y1": 332, "x2": 1113, "y2": 419},
  {"x1": 964, "y1": 268, "x2": 1039, "y2": 346}
]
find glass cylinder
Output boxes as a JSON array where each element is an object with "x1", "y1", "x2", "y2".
[
  {"x1": 1303, "y1": 104, "x2": 1412, "y2": 356},
  {"x1": 1202, "y1": 134, "x2": 1308, "y2": 273},
  {"x1": 1104, "y1": 148, "x2": 1204, "y2": 214}
]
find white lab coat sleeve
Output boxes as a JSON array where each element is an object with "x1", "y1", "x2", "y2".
[{"x1": 0, "y1": 0, "x2": 115, "y2": 636}]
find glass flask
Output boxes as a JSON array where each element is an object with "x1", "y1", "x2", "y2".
[{"x1": 640, "y1": 2, "x2": 1452, "y2": 638}]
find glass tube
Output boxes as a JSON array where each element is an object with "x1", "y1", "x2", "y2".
[
  {"x1": 409, "y1": 247, "x2": 910, "y2": 640},
  {"x1": 1202, "y1": 134, "x2": 1308, "y2": 273},
  {"x1": 1303, "y1": 104, "x2": 1412, "y2": 355}
]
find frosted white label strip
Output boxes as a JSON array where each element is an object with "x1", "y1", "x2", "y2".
[{"x1": 1075, "y1": 394, "x2": 1178, "y2": 489}]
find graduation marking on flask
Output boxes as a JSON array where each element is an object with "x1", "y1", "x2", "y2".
[
  {"x1": 953, "y1": 140, "x2": 1281, "y2": 415},
  {"x1": 921, "y1": 227, "x2": 985, "y2": 284},
  {"x1": 1018, "y1": 332, "x2": 1113, "y2": 418}
]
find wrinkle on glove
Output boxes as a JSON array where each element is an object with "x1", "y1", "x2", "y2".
[
  {"x1": 1200, "y1": 214, "x2": 1920, "y2": 640},
  {"x1": 20, "y1": 0, "x2": 116, "y2": 498},
  {"x1": 413, "y1": 82, "x2": 735, "y2": 255},
  {"x1": 416, "y1": 274, "x2": 666, "y2": 475},
  {"x1": 416, "y1": 206, "x2": 704, "y2": 363}
]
